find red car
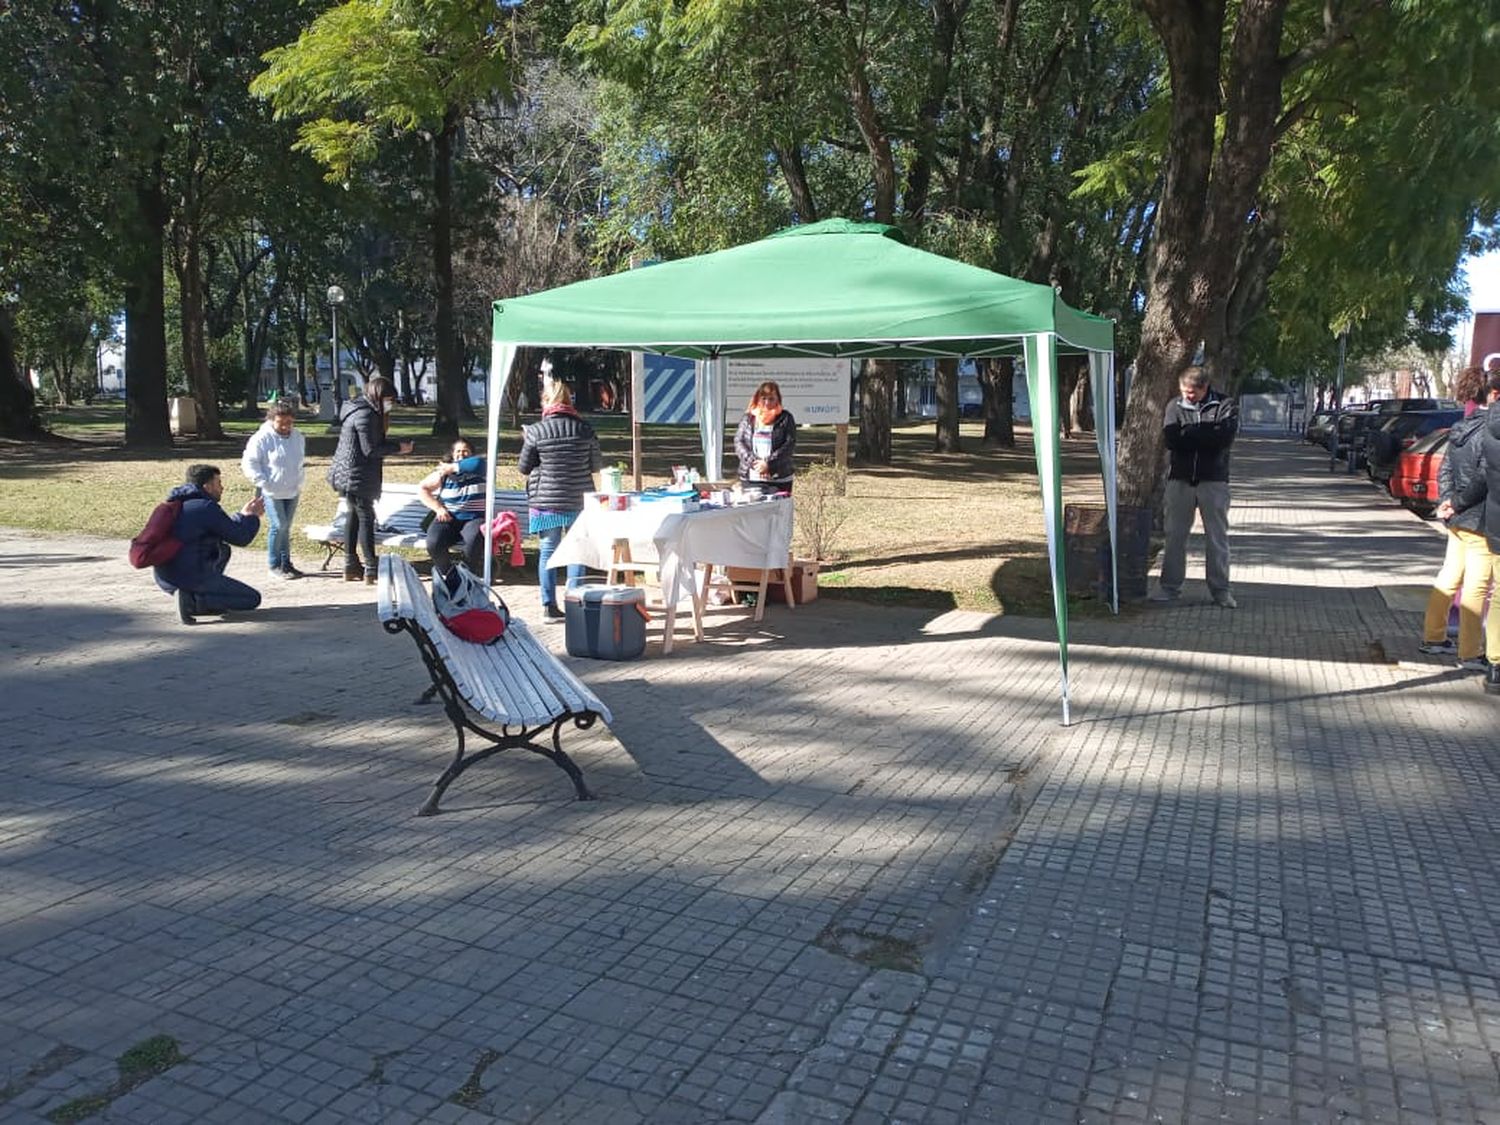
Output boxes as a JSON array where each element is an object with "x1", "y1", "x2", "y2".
[{"x1": 1388, "y1": 429, "x2": 1448, "y2": 518}]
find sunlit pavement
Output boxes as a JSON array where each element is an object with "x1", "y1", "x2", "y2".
[{"x1": 2, "y1": 432, "x2": 1496, "y2": 1122}]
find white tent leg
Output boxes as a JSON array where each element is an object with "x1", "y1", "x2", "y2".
[
  {"x1": 1024, "y1": 333, "x2": 1071, "y2": 725},
  {"x1": 698, "y1": 356, "x2": 726, "y2": 482}
]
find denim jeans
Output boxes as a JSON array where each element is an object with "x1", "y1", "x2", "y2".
[
  {"x1": 537, "y1": 524, "x2": 584, "y2": 612},
  {"x1": 182, "y1": 545, "x2": 262, "y2": 615},
  {"x1": 264, "y1": 495, "x2": 299, "y2": 569}
]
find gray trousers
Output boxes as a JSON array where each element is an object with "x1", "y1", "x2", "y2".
[{"x1": 1159, "y1": 479, "x2": 1231, "y2": 596}]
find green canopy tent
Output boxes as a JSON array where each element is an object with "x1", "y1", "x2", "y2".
[{"x1": 486, "y1": 219, "x2": 1117, "y2": 723}]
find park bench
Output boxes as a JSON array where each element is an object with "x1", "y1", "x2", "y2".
[
  {"x1": 377, "y1": 554, "x2": 613, "y2": 815},
  {"x1": 303, "y1": 482, "x2": 531, "y2": 571}
]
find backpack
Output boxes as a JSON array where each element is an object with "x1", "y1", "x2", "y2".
[
  {"x1": 432, "y1": 564, "x2": 511, "y2": 644},
  {"x1": 128, "y1": 500, "x2": 184, "y2": 568}
]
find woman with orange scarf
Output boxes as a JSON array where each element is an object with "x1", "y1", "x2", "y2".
[{"x1": 734, "y1": 381, "x2": 797, "y2": 495}]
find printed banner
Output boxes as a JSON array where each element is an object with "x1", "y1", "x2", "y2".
[
  {"x1": 724, "y1": 358, "x2": 851, "y2": 424},
  {"x1": 642, "y1": 354, "x2": 697, "y2": 423}
]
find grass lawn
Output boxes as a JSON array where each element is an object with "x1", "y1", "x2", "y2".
[{"x1": 2, "y1": 402, "x2": 1114, "y2": 616}]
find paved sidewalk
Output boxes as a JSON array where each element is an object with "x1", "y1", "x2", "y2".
[{"x1": 2, "y1": 435, "x2": 1497, "y2": 1123}]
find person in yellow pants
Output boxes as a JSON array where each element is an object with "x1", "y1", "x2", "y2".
[{"x1": 1430, "y1": 369, "x2": 1500, "y2": 677}]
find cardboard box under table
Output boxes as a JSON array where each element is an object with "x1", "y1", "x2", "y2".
[{"x1": 546, "y1": 498, "x2": 797, "y2": 654}]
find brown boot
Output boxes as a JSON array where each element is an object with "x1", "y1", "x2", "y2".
[{"x1": 344, "y1": 566, "x2": 363, "y2": 582}]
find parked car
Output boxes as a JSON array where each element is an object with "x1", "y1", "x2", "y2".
[
  {"x1": 1336, "y1": 399, "x2": 1456, "y2": 465},
  {"x1": 1365, "y1": 409, "x2": 1462, "y2": 483},
  {"x1": 1304, "y1": 411, "x2": 1336, "y2": 446},
  {"x1": 1387, "y1": 429, "x2": 1449, "y2": 518}
]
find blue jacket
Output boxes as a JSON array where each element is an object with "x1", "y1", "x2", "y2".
[{"x1": 153, "y1": 484, "x2": 260, "y2": 593}]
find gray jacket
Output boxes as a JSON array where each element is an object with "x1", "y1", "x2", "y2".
[
  {"x1": 1438, "y1": 410, "x2": 1487, "y2": 533},
  {"x1": 518, "y1": 412, "x2": 601, "y2": 512}
]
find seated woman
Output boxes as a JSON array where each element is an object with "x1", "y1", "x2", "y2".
[{"x1": 419, "y1": 438, "x2": 489, "y2": 579}]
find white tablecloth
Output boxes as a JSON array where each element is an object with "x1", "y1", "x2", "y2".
[{"x1": 548, "y1": 498, "x2": 795, "y2": 604}]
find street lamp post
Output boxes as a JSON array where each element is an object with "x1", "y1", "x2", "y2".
[
  {"x1": 1328, "y1": 327, "x2": 1347, "y2": 472},
  {"x1": 327, "y1": 285, "x2": 346, "y2": 410}
]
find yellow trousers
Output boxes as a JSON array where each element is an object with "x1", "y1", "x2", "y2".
[{"x1": 1422, "y1": 528, "x2": 1495, "y2": 661}]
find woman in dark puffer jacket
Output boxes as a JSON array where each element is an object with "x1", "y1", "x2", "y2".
[
  {"x1": 328, "y1": 376, "x2": 412, "y2": 583},
  {"x1": 518, "y1": 380, "x2": 600, "y2": 619}
]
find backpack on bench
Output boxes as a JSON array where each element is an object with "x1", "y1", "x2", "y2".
[{"x1": 432, "y1": 564, "x2": 511, "y2": 644}]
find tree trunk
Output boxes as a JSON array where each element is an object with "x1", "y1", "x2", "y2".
[
  {"x1": 1119, "y1": 0, "x2": 1288, "y2": 506},
  {"x1": 858, "y1": 359, "x2": 893, "y2": 464},
  {"x1": 124, "y1": 169, "x2": 172, "y2": 448},
  {"x1": 0, "y1": 308, "x2": 44, "y2": 438},
  {"x1": 977, "y1": 357, "x2": 1016, "y2": 447},
  {"x1": 933, "y1": 357, "x2": 961, "y2": 452},
  {"x1": 430, "y1": 111, "x2": 468, "y2": 439},
  {"x1": 1067, "y1": 360, "x2": 1092, "y2": 433},
  {"x1": 773, "y1": 142, "x2": 818, "y2": 222},
  {"x1": 902, "y1": 0, "x2": 964, "y2": 229},
  {"x1": 1203, "y1": 204, "x2": 1283, "y2": 389},
  {"x1": 175, "y1": 229, "x2": 225, "y2": 439}
]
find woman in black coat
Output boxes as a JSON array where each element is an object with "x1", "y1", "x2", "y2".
[
  {"x1": 328, "y1": 376, "x2": 412, "y2": 583},
  {"x1": 734, "y1": 380, "x2": 796, "y2": 495}
]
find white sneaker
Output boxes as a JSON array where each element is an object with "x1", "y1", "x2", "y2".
[
  {"x1": 1149, "y1": 588, "x2": 1180, "y2": 603},
  {"x1": 1212, "y1": 591, "x2": 1238, "y2": 609}
]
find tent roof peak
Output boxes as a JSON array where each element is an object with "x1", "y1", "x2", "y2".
[{"x1": 768, "y1": 218, "x2": 907, "y2": 244}]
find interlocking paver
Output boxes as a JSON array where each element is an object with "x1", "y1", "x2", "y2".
[{"x1": 4, "y1": 434, "x2": 1499, "y2": 1121}]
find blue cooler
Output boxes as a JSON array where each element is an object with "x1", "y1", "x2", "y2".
[{"x1": 564, "y1": 581, "x2": 648, "y2": 660}]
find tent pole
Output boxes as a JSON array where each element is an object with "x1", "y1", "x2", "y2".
[
  {"x1": 630, "y1": 351, "x2": 644, "y2": 489},
  {"x1": 483, "y1": 342, "x2": 514, "y2": 586},
  {"x1": 1024, "y1": 332, "x2": 1071, "y2": 725}
]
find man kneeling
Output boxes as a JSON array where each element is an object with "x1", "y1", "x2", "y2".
[{"x1": 154, "y1": 464, "x2": 265, "y2": 624}]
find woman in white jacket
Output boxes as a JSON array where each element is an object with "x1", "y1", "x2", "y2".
[{"x1": 240, "y1": 400, "x2": 308, "y2": 578}]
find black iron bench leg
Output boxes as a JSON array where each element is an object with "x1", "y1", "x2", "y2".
[
  {"x1": 419, "y1": 725, "x2": 470, "y2": 816},
  {"x1": 530, "y1": 720, "x2": 594, "y2": 801}
]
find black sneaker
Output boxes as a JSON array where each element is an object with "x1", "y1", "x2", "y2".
[
  {"x1": 543, "y1": 606, "x2": 566, "y2": 622},
  {"x1": 176, "y1": 589, "x2": 195, "y2": 625},
  {"x1": 1486, "y1": 663, "x2": 1500, "y2": 696},
  {"x1": 281, "y1": 564, "x2": 304, "y2": 580}
]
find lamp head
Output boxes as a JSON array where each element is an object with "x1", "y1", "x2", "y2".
[{"x1": 327, "y1": 285, "x2": 345, "y2": 305}]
